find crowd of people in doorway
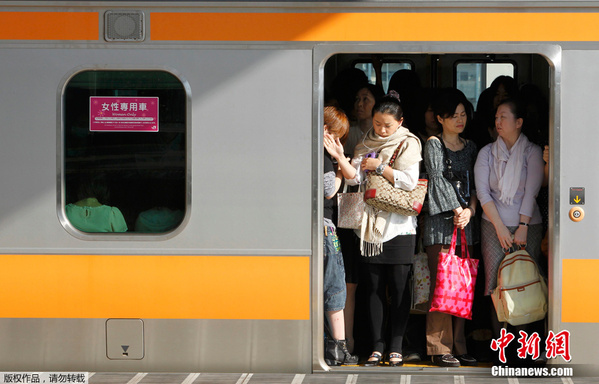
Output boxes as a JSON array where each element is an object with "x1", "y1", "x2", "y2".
[{"x1": 321, "y1": 68, "x2": 549, "y2": 368}]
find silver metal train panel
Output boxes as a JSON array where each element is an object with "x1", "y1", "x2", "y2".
[{"x1": 0, "y1": 47, "x2": 314, "y2": 371}]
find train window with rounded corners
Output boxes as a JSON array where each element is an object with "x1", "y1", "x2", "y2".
[
  {"x1": 62, "y1": 70, "x2": 187, "y2": 235},
  {"x1": 354, "y1": 61, "x2": 413, "y2": 93},
  {"x1": 455, "y1": 62, "x2": 515, "y2": 107}
]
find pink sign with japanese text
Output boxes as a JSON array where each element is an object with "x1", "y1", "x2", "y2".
[{"x1": 90, "y1": 96, "x2": 159, "y2": 132}]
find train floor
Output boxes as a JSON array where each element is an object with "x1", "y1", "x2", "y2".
[{"x1": 87, "y1": 371, "x2": 595, "y2": 384}]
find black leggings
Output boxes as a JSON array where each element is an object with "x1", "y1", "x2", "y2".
[{"x1": 361, "y1": 263, "x2": 412, "y2": 353}]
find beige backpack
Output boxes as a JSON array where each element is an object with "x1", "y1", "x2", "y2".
[{"x1": 491, "y1": 248, "x2": 548, "y2": 326}]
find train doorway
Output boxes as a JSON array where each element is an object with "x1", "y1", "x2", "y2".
[{"x1": 314, "y1": 47, "x2": 558, "y2": 372}]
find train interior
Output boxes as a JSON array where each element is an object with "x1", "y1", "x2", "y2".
[{"x1": 321, "y1": 52, "x2": 552, "y2": 367}]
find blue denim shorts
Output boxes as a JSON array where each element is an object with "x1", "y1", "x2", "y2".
[{"x1": 324, "y1": 227, "x2": 347, "y2": 312}]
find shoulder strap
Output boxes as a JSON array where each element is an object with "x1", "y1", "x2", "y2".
[
  {"x1": 387, "y1": 138, "x2": 407, "y2": 167},
  {"x1": 436, "y1": 135, "x2": 452, "y2": 172}
]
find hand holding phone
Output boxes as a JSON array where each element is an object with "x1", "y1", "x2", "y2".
[{"x1": 363, "y1": 152, "x2": 377, "y2": 172}]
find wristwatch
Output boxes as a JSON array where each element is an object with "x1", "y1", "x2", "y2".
[{"x1": 375, "y1": 163, "x2": 386, "y2": 175}]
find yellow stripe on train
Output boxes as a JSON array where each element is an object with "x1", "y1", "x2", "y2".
[
  {"x1": 0, "y1": 254, "x2": 310, "y2": 320},
  {"x1": 0, "y1": 12, "x2": 98, "y2": 40},
  {"x1": 151, "y1": 13, "x2": 599, "y2": 42},
  {"x1": 562, "y1": 259, "x2": 599, "y2": 323},
  {"x1": 1, "y1": 11, "x2": 599, "y2": 42}
]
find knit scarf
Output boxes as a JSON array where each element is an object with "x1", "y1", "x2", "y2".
[
  {"x1": 354, "y1": 127, "x2": 422, "y2": 256},
  {"x1": 491, "y1": 133, "x2": 530, "y2": 206}
]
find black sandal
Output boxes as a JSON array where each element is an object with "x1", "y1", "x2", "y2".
[
  {"x1": 388, "y1": 352, "x2": 403, "y2": 367},
  {"x1": 364, "y1": 351, "x2": 382, "y2": 366}
]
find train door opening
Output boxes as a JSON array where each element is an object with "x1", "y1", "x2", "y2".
[{"x1": 317, "y1": 49, "x2": 556, "y2": 370}]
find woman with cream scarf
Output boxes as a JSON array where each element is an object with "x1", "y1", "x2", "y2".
[
  {"x1": 326, "y1": 91, "x2": 422, "y2": 367},
  {"x1": 474, "y1": 97, "x2": 545, "y2": 363}
]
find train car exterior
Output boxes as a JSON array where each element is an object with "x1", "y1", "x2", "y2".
[{"x1": 0, "y1": 0, "x2": 596, "y2": 377}]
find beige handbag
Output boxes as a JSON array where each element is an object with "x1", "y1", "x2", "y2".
[
  {"x1": 337, "y1": 184, "x2": 364, "y2": 229},
  {"x1": 491, "y1": 247, "x2": 548, "y2": 326},
  {"x1": 364, "y1": 141, "x2": 427, "y2": 216},
  {"x1": 412, "y1": 240, "x2": 430, "y2": 306}
]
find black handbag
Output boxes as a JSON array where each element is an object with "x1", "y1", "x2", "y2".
[{"x1": 437, "y1": 136, "x2": 470, "y2": 208}]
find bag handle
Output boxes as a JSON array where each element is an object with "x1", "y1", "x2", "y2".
[
  {"x1": 386, "y1": 138, "x2": 408, "y2": 168},
  {"x1": 448, "y1": 225, "x2": 470, "y2": 259},
  {"x1": 503, "y1": 244, "x2": 527, "y2": 255},
  {"x1": 341, "y1": 180, "x2": 363, "y2": 194},
  {"x1": 341, "y1": 180, "x2": 350, "y2": 194},
  {"x1": 417, "y1": 236, "x2": 425, "y2": 254}
]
